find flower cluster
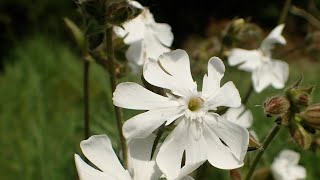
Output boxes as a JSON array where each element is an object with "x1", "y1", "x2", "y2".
[{"x1": 72, "y1": 1, "x2": 311, "y2": 180}]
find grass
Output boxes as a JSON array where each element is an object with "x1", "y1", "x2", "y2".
[{"x1": 0, "y1": 35, "x2": 319, "y2": 179}]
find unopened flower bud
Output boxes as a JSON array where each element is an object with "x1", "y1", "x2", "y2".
[
  {"x1": 263, "y1": 96, "x2": 290, "y2": 117},
  {"x1": 287, "y1": 86, "x2": 313, "y2": 109},
  {"x1": 290, "y1": 122, "x2": 313, "y2": 150},
  {"x1": 300, "y1": 103, "x2": 320, "y2": 129}
]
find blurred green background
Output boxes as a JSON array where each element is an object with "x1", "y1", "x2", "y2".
[{"x1": 0, "y1": 0, "x2": 320, "y2": 179}]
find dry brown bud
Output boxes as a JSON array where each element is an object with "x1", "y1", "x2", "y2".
[{"x1": 300, "y1": 103, "x2": 320, "y2": 128}]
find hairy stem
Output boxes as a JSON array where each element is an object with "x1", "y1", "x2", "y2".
[
  {"x1": 105, "y1": 27, "x2": 128, "y2": 167},
  {"x1": 245, "y1": 125, "x2": 281, "y2": 180},
  {"x1": 83, "y1": 60, "x2": 90, "y2": 139},
  {"x1": 278, "y1": 0, "x2": 292, "y2": 24}
]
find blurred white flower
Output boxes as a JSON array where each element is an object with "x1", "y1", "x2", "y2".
[
  {"x1": 271, "y1": 149, "x2": 306, "y2": 180},
  {"x1": 222, "y1": 104, "x2": 253, "y2": 129},
  {"x1": 114, "y1": 1, "x2": 173, "y2": 73},
  {"x1": 113, "y1": 49, "x2": 249, "y2": 180},
  {"x1": 228, "y1": 24, "x2": 289, "y2": 93},
  {"x1": 74, "y1": 134, "x2": 194, "y2": 180}
]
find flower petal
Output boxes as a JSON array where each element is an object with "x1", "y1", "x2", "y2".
[
  {"x1": 206, "y1": 81, "x2": 241, "y2": 109},
  {"x1": 150, "y1": 23, "x2": 174, "y2": 47},
  {"x1": 270, "y1": 60, "x2": 289, "y2": 89},
  {"x1": 202, "y1": 57, "x2": 225, "y2": 98},
  {"x1": 252, "y1": 60, "x2": 288, "y2": 93},
  {"x1": 260, "y1": 24, "x2": 286, "y2": 55},
  {"x1": 228, "y1": 49, "x2": 262, "y2": 72},
  {"x1": 125, "y1": 40, "x2": 144, "y2": 68},
  {"x1": 156, "y1": 120, "x2": 187, "y2": 180},
  {"x1": 157, "y1": 119, "x2": 206, "y2": 180},
  {"x1": 128, "y1": 134, "x2": 162, "y2": 180},
  {"x1": 79, "y1": 135, "x2": 130, "y2": 180},
  {"x1": 123, "y1": 107, "x2": 183, "y2": 140},
  {"x1": 202, "y1": 115, "x2": 249, "y2": 169},
  {"x1": 144, "y1": 28, "x2": 171, "y2": 60},
  {"x1": 143, "y1": 50, "x2": 197, "y2": 97},
  {"x1": 121, "y1": 14, "x2": 147, "y2": 44},
  {"x1": 74, "y1": 154, "x2": 114, "y2": 180},
  {"x1": 223, "y1": 105, "x2": 253, "y2": 129},
  {"x1": 278, "y1": 149, "x2": 300, "y2": 165},
  {"x1": 208, "y1": 117, "x2": 249, "y2": 162},
  {"x1": 113, "y1": 82, "x2": 178, "y2": 110}
]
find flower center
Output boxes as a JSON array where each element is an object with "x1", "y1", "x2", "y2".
[{"x1": 188, "y1": 97, "x2": 204, "y2": 111}]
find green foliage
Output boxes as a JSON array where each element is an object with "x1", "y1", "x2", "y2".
[{"x1": 0, "y1": 36, "x2": 119, "y2": 179}]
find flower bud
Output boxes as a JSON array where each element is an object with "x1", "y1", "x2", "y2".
[
  {"x1": 263, "y1": 96, "x2": 290, "y2": 117},
  {"x1": 289, "y1": 122, "x2": 313, "y2": 150},
  {"x1": 300, "y1": 103, "x2": 320, "y2": 127},
  {"x1": 287, "y1": 86, "x2": 313, "y2": 109}
]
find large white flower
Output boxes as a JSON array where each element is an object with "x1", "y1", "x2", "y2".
[
  {"x1": 228, "y1": 24, "x2": 289, "y2": 93},
  {"x1": 114, "y1": 1, "x2": 173, "y2": 73},
  {"x1": 74, "y1": 134, "x2": 195, "y2": 180},
  {"x1": 271, "y1": 149, "x2": 306, "y2": 180},
  {"x1": 113, "y1": 49, "x2": 249, "y2": 180}
]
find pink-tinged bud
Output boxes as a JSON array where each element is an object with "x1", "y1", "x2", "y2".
[
  {"x1": 263, "y1": 96, "x2": 290, "y2": 117},
  {"x1": 290, "y1": 122, "x2": 313, "y2": 150},
  {"x1": 300, "y1": 103, "x2": 320, "y2": 128}
]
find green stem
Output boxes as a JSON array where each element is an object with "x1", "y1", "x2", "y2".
[
  {"x1": 83, "y1": 60, "x2": 90, "y2": 139},
  {"x1": 242, "y1": 83, "x2": 254, "y2": 105},
  {"x1": 105, "y1": 27, "x2": 128, "y2": 167},
  {"x1": 245, "y1": 125, "x2": 281, "y2": 180},
  {"x1": 278, "y1": 0, "x2": 292, "y2": 24}
]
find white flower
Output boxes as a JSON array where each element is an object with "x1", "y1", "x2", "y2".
[
  {"x1": 114, "y1": 1, "x2": 173, "y2": 73},
  {"x1": 74, "y1": 134, "x2": 194, "y2": 180},
  {"x1": 228, "y1": 24, "x2": 289, "y2": 93},
  {"x1": 113, "y1": 49, "x2": 249, "y2": 180},
  {"x1": 271, "y1": 149, "x2": 306, "y2": 180},
  {"x1": 222, "y1": 105, "x2": 253, "y2": 129}
]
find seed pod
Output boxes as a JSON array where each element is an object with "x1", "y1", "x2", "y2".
[
  {"x1": 263, "y1": 96, "x2": 290, "y2": 117},
  {"x1": 289, "y1": 122, "x2": 313, "y2": 150}
]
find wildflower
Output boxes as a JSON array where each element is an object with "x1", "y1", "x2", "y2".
[
  {"x1": 271, "y1": 149, "x2": 306, "y2": 180},
  {"x1": 113, "y1": 49, "x2": 249, "y2": 180},
  {"x1": 114, "y1": 1, "x2": 173, "y2": 73},
  {"x1": 228, "y1": 24, "x2": 289, "y2": 92}
]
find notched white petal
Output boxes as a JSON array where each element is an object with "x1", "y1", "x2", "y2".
[{"x1": 113, "y1": 82, "x2": 177, "y2": 110}]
